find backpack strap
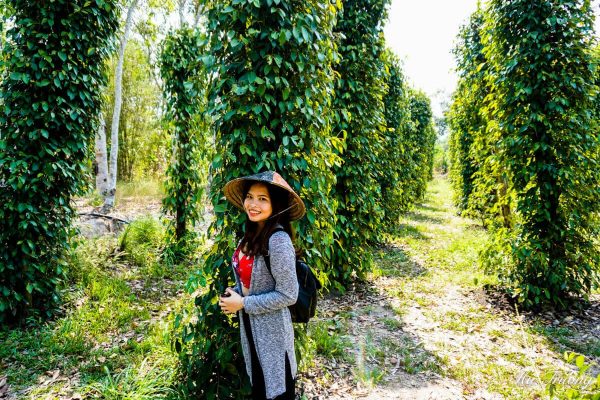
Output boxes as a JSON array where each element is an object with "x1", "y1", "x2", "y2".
[
  {"x1": 262, "y1": 227, "x2": 309, "y2": 329},
  {"x1": 263, "y1": 226, "x2": 286, "y2": 274}
]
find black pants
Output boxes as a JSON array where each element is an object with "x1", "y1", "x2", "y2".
[{"x1": 242, "y1": 310, "x2": 295, "y2": 400}]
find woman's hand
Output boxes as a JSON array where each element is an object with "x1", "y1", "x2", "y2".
[{"x1": 219, "y1": 287, "x2": 245, "y2": 314}]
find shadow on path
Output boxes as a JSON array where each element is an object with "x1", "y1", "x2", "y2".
[
  {"x1": 473, "y1": 285, "x2": 600, "y2": 374},
  {"x1": 299, "y1": 244, "x2": 466, "y2": 400}
]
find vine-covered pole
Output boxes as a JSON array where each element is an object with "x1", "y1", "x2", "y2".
[
  {"x1": 173, "y1": 0, "x2": 340, "y2": 397},
  {"x1": 481, "y1": 0, "x2": 600, "y2": 308},
  {"x1": 160, "y1": 27, "x2": 208, "y2": 258},
  {"x1": 329, "y1": 0, "x2": 390, "y2": 287},
  {"x1": 0, "y1": 0, "x2": 120, "y2": 323},
  {"x1": 380, "y1": 50, "x2": 413, "y2": 224}
]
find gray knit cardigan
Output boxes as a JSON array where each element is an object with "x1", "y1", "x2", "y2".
[{"x1": 232, "y1": 230, "x2": 299, "y2": 399}]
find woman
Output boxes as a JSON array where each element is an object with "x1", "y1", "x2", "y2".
[{"x1": 219, "y1": 170, "x2": 305, "y2": 400}]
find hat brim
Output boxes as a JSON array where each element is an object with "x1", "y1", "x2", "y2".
[{"x1": 223, "y1": 172, "x2": 306, "y2": 221}]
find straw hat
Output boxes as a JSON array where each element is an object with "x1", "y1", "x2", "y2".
[{"x1": 223, "y1": 171, "x2": 306, "y2": 221}]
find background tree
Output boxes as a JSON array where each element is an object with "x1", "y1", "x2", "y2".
[
  {"x1": 380, "y1": 49, "x2": 414, "y2": 225},
  {"x1": 407, "y1": 89, "x2": 436, "y2": 202},
  {"x1": 102, "y1": 0, "x2": 141, "y2": 212},
  {"x1": 481, "y1": 0, "x2": 600, "y2": 308},
  {"x1": 95, "y1": 114, "x2": 110, "y2": 194},
  {"x1": 159, "y1": 27, "x2": 207, "y2": 256},
  {"x1": 0, "y1": 0, "x2": 119, "y2": 323},
  {"x1": 173, "y1": 0, "x2": 340, "y2": 396},
  {"x1": 101, "y1": 39, "x2": 166, "y2": 182},
  {"x1": 330, "y1": 0, "x2": 390, "y2": 287},
  {"x1": 447, "y1": 8, "x2": 485, "y2": 215}
]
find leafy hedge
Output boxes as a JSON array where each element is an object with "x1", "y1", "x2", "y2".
[
  {"x1": 447, "y1": 8, "x2": 485, "y2": 217},
  {"x1": 482, "y1": 0, "x2": 600, "y2": 307},
  {"x1": 330, "y1": 0, "x2": 390, "y2": 286},
  {"x1": 0, "y1": 0, "x2": 119, "y2": 324},
  {"x1": 407, "y1": 90, "x2": 436, "y2": 203},
  {"x1": 449, "y1": 0, "x2": 600, "y2": 308},
  {"x1": 380, "y1": 50, "x2": 413, "y2": 225}
]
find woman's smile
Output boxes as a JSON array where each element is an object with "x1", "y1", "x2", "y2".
[{"x1": 243, "y1": 183, "x2": 273, "y2": 224}]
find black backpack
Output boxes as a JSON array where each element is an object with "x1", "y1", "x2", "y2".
[{"x1": 264, "y1": 229, "x2": 322, "y2": 323}]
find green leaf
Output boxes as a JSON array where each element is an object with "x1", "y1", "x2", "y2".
[{"x1": 213, "y1": 204, "x2": 227, "y2": 213}]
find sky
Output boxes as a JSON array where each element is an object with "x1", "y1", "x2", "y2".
[{"x1": 384, "y1": 0, "x2": 600, "y2": 116}]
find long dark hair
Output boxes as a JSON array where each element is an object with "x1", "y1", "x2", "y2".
[{"x1": 239, "y1": 180, "x2": 298, "y2": 257}]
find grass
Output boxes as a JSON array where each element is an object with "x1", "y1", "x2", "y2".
[
  {"x1": 116, "y1": 179, "x2": 164, "y2": 201},
  {"x1": 309, "y1": 319, "x2": 353, "y2": 361},
  {"x1": 0, "y1": 219, "x2": 193, "y2": 399},
  {"x1": 529, "y1": 323, "x2": 600, "y2": 358},
  {"x1": 78, "y1": 179, "x2": 163, "y2": 208},
  {"x1": 354, "y1": 331, "x2": 386, "y2": 387},
  {"x1": 372, "y1": 176, "x2": 599, "y2": 399}
]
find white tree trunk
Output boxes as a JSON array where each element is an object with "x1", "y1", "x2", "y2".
[
  {"x1": 103, "y1": 0, "x2": 140, "y2": 212},
  {"x1": 193, "y1": 1, "x2": 203, "y2": 27},
  {"x1": 178, "y1": 0, "x2": 187, "y2": 27},
  {"x1": 95, "y1": 113, "x2": 109, "y2": 195}
]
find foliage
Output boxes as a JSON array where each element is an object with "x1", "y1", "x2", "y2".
[
  {"x1": 480, "y1": 0, "x2": 600, "y2": 308},
  {"x1": 594, "y1": 45, "x2": 600, "y2": 121},
  {"x1": 120, "y1": 217, "x2": 164, "y2": 251},
  {"x1": 544, "y1": 352, "x2": 600, "y2": 400},
  {"x1": 118, "y1": 217, "x2": 166, "y2": 275},
  {"x1": 102, "y1": 39, "x2": 167, "y2": 182},
  {"x1": 433, "y1": 141, "x2": 449, "y2": 175},
  {"x1": 449, "y1": 6, "x2": 513, "y2": 229},
  {"x1": 447, "y1": 7, "x2": 487, "y2": 216},
  {"x1": 0, "y1": 2, "x2": 10, "y2": 69},
  {"x1": 173, "y1": 0, "x2": 340, "y2": 397},
  {"x1": 159, "y1": 27, "x2": 208, "y2": 254},
  {"x1": 406, "y1": 89, "x2": 436, "y2": 203},
  {"x1": 380, "y1": 49, "x2": 414, "y2": 226},
  {"x1": 0, "y1": 0, "x2": 120, "y2": 324},
  {"x1": 330, "y1": 0, "x2": 389, "y2": 286},
  {"x1": 1, "y1": 233, "x2": 185, "y2": 396}
]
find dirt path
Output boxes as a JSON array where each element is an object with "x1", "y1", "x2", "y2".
[{"x1": 299, "y1": 176, "x2": 600, "y2": 400}]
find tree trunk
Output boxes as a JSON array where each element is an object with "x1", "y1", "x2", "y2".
[
  {"x1": 95, "y1": 113, "x2": 109, "y2": 195},
  {"x1": 103, "y1": 0, "x2": 140, "y2": 212},
  {"x1": 178, "y1": 0, "x2": 187, "y2": 27},
  {"x1": 193, "y1": 1, "x2": 203, "y2": 26}
]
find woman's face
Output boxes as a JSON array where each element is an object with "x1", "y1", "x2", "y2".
[{"x1": 243, "y1": 183, "x2": 273, "y2": 225}]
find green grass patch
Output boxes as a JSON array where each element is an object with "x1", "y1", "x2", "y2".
[
  {"x1": 0, "y1": 217, "x2": 193, "y2": 398},
  {"x1": 354, "y1": 330, "x2": 386, "y2": 387},
  {"x1": 116, "y1": 179, "x2": 164, "y2": 201},
  {"x1": 309, "y1": 319, "x2": 353, "y2": 361},
  {"x1": 380, "y1": 317, "x2": 403, "y2": 331},
  {"x1": 529, "y1": 323, "x2": 600, "y2": 358}
]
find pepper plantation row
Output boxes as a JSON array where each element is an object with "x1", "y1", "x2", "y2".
[
  {"x1": 0, "y1": 0, "x2": 436, "y2": 396},
  {"x1": 447, "y1": 0, "x2": 600, "y2": 309}
]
